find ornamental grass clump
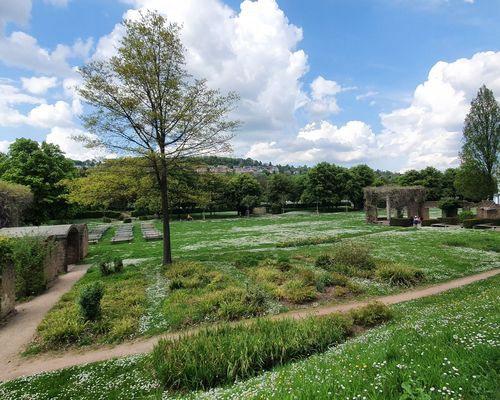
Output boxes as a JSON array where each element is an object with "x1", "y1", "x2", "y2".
[
  {"x1": 151, "y1": 313, "x2": 353, "y2": 391},
  {"x1": 350, "y1": 301, "x2": 393, "y2": 327},
  {"x1": 79, "y1": 282, "x2": 104, "y2": 321},
  {"x1": 376, "y1": 263, "x2": 425, "y2": 287}
]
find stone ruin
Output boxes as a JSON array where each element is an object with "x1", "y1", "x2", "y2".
[
  {"x1": 0, "y1": 224, "x2": 89, "y2": 318},
  {"x1": 476, "y1": 200, "x2": 500, "y2": 219},
  {"x1": 364, "y1": 186, "x2": 428, "y2": 223}
]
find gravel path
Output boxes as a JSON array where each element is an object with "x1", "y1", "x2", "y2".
[
  {"x1": 1, "y1": 267, "x2": 498, "y2": 383},
  {"x1": 0, "y1": 265, "x2": 90, "y2": 381}
]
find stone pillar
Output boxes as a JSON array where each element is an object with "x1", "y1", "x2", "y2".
[
  {"x1": 386, "y1": 196, "x2": 391, "y2": 221},
  {"x1": 1, "y1": 262, "x2": 16, "y2": 319},
  {"x1": 419, "y1": 206, "x2": 430, "y2": 220}
]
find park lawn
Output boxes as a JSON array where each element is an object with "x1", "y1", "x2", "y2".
[
  {"x1": 29, "y1": 212, "x2": 500, "y2": 352},
  {"x1": 2, "y1": 272, "x2": 498, "y2": 399}
]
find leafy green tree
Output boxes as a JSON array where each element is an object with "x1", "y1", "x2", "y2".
[
  {"x1": 441, "y1": 168, "x2": 458, "y2": 198},
  {"x1": 78, "y1": 12, "x2": 239, "y2": 264},
  {"x1": 0, "y1": 180, "x2": 33, "y2": 228},
  {"x1": 456, "y1": 85, "x2": 500, "y2": 200},
  {"x1": 267, "y1": 174, "x2": 292, "y2": 213},
  {"x1": 347, "y1": 164, "x2": 375, "y2": 209},
  {"x1": 289, "y1": 174, "x2": 307, "y2": 204},
  {"x1": 226, "y1": 174, "x2": 261, "y2": 216},
  {"x1": 0, "y1": 138, "x2": 76, "y2": 223},
  {"x1": 398, "y1": 167, "x2": 444, "y2": 201},
  {"x1": 302, "y1": 162, "x2": 350, "y2": 213}
]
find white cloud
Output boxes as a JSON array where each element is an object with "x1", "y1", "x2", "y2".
[
  {"x1": 44, "y1": 0, "x2": 70, "y2": 7},
  {"x1": 0, "y1": 141, "x2": 12, "y2": 153},
  {"x1": 97, "y1": 0, "x2": 309, "y2": 141},
  {"x1": 46, "y1": 127, "x2": 111, "y2": 160},
  {"x1": 248, "y1": 51, "x2": 500, "y2": 171},
  {"x1": 21, "y1": 76, "x2": 58, "y2": 95},
  {"x1": 356, "y1": 91, "x2": 378, "y2": 101},
  {"x1": 0, "y1": 0, "x2": 31, "y2": 30},
  {"x1": 0, "y1": 83, "x2": 44, "y2": 127},
  {"x1": 27, "y1": 101, "x2": 73, "y2": 128},
  {"x1": 308, "y1": 76, "x2": 343, "y2": 118}
]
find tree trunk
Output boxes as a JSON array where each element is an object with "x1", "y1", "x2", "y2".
[{"x1": 160, "y1": 174, "x2": 173, "y2": 265}]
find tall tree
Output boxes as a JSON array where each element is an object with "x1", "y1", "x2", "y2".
[
  {"x1": 348, "y1": 164, "x2": 375, "y2": 209},
  {"x1": 0, "y1": 139, "x2": 76, "y2": 224},
  {"x1": 267, "y1": 173, "x2": 292, "y2": 213},
  {"x1": 226, "y1": 174, "x2": 261, "y2": 216},
  {"x1": 78, "y1": 11, "x2": 239, "y2": 264},
  {"x1": 458, "y1": 85, "x2": 500, "y2": 200}
]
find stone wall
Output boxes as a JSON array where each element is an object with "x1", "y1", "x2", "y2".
[
  {"x1": 44, "y1": 240, "x2": 66, "y2": 286},
  {"x1": 476, "y1": 200, "x2": 500, "y2": 219},
  {"x1": 1, "y1": 262, "x2": 16, "y2": 319},
  {"x1": 76, "y1": 224, "x2": 89, "y2": 260}
]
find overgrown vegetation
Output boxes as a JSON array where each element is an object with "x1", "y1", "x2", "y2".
[
  {"x1": 79, "y1": 282, "x2": 104, "y2": 321},
  {"x1": 375, "y1": 263, "x2": 425, "y2": 286},
  {"x1": 10, "y1": 236, "x2": 54, "y2": 299},
  {"x1": 151, "y1": 303, "x2": 392, "y2": 391}
]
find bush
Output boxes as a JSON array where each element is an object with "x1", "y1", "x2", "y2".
[
  {"x1": 79, "y1": 282, "x2": 104, "y2": 321},
  {"x1": 11, "y1": 236, "x2": 52, "y2": 298},
  {"x1": 102, "y1": 217, "x2": 112, "y2": 223},
  {"x1": 330, "y1": 272, "x2": 349, "y2": 286},
  {"x1": 166, "y1": 261, "x2": 228, "y2": 291},
  {"x1": 438, "y1": 197, "x2": 461, "y2": 216},
  {"x1": 113, "y1": 258, "x2": 124, "y2": 273},
  {"x1": 389, "y1": 218, "x2": 413, "y2": 227},
  {"x1": 234, "y1": 254, "x2": 266, "y2": 268},
  {"x1": 376, "y1": 263, "x2": 425, "y2": 287},
  {"x1": 331, "y1": 242, "x2": 376, "y2": 271},
  {"x1": 463, "y1": 218, "x2": 500, "y2": 229},
  {"x1": 278, "y1": 280, "x2": 317, "y2": 304},
  {"x1": 458, "y1": 210, "x2": 475, "y2": 223},
  {"x1": 99, "y1": 261, "x2": 113, "y2": 276},
  {"x1": 151, "y1": 313, "x2": 353, "y2": 391},
  {"x1": 350, "y1": 302, "x2": 393, "y2": 327},
  {"x1": 315, "y1": 254, "x2": 334, "y2": 269},
  {"x1": 421, "y1": 218, "x2": 440, "y2": 227},
  {"x1": 123, "y1": 218, "x2": 132, "y2": 223},
  {"x1": 439, "y1": 217, "x2": 460, "y2": 225}
]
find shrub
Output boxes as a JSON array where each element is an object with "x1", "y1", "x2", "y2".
[
  {"x1": 315, "y1": 254, "x2": 334, "y2": 269},
  {"x1": 463, "y1": 218, "x2": 500, "y2": 229},
  {"x1": 439, "y1": 217, "x2": 460, "y2": 225},
  {"x1": 123, "y1": 217, "x2": 132, "y2": 223},
  {"x1": 151, "y1": 313, "x2": 353, "y2": 391},
  {"x1": 350, "y1": 302, "x2": 393, "y2": 327},
  {"x1": 376, "y1": 263, "x2": 425, "y2": 286},
  {"x1": 458, "y1": 210, "x2": 475, "y2": 223},
  {"x1": 279, "y1": 280, "x2": 317, "y2": 304},
  {"x1": 99, "y1": 261, "x2": 113, "y2": 276},
  {"x1": 10, "y1": 236, "x2": 52, "y2": 298},
  {"x1": 330, "y1": 272, "x2": 349, "y2": 286},
  {"x1": 331, "y1": 242, "x2": 376, "y2": 271},
  {"x1": 314, "y1": 271, "x2": 333, "y2": 292},
  {"x1": 102, "y1": 217, "x2": 112, "y2": 223},
  {"x1": 234, "y1": 254, "x2": 266, "y2": 268},
  {"x1": 113, "y1": 258, "x2": 124, "y2": 273},
  {"x1": 166, "y1": 261, "x2": 228, "y2": 291},
  {"x1": 79, "y1": 282, "x2": 104, "y2": 321},
  {"x1": 389, "y1": 218, "x2": 413, "y2": 227},
  {"x1": 421, "y1": 218, "x2": 440, "y2": 227},
  {"x1": 438, "y1": 197, "x2": 460, "y2": 216}
]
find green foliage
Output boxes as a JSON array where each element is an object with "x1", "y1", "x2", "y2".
[
  {"x1": 99, "y1": 258, "x2": 124, "y2": 276},
  {"x1": 315, "y1": 254, "x2": 334, "y2": 269},
  {"x1": 151, "y1": 313, "x2": 353, "y2": 391},
  {"x1": 0, "y1": 180, "x2": 33, "y2": 228},
  {"x1": 267, "y1": 173, "x2": 293, "y2": 211},
  {"x1": 331, "y1": 241, "x2": 376, "y2": 271},
  {"x1": 0, "y1": 139, "x2": 76, "y2": 223},
  {"x1": 0, "y1": 236, "x2": 12, "y2": 269},
  {"x1": 10, "y1": 236, "x2": 52, "y2": 298},
  {"x1": 458, "y1": 210, "x2": 475, "y2": 223},
  {"x1": 437, "y1": 197, "x2": 460, "y2": 212},
  {"x1": 461, "y1": 85, "x2": 500, "y2": 183},
  {"x1": 302, "y1": 162, "x2": 351, "y2": 207},
  {"x1": 79, "y1": 282, "x2": 104, "y2": 321},
  {"x1": 462, "y1": 218, "x2": 500, "y2": 229},
  {"x1": 279, "y1": 279, "x2": 317, "y2": 303},
  {"x1": 349, "y1": 301, "x2": 393, "y2": 327},
  {"x1": 226, "y1": 174, "x2": 262, "y2": 214},
  {"x1": 113, "y1": 258, "x2": 124, "y2": 273},
  {"x1": 397, "y1": 167, "x2": 448, "y2": 201},
  {"x1": 455, "y1": 161, "x2": 498, "y2": 201},
  {"x1": 389, "y1": 217, "x2": 413, "y2": 227},
  {"x1": 376, "y1": 263, "x2": 425, "y2": 286}
]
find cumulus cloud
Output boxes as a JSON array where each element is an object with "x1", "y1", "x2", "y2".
[
  {"x1": 0, "y1": 83, "x2": 44, "y2": 127},
  {"x1": 46, "y1": 127, "x2": 111, "y2": 160},
  {"x1": 0, "y1": 141, "x2": 12, "y2": 153},
  {"x1": 98, "y1": 0, "x2": 309, "y2": 143},
  {"x1": 248, "y1": 51, "x2": 500, "y2": 171},
  {"x1": 0, "y1": 0, "x2": 31, "y2": 30},
  {"x1": 27, "y1": 101, "x2": 74, "y2": 128},
  {"x1": 308, "y1": 76, "x2": 344, "y2": 118},
  {"x1": 21, "y1": 76, "x2": 58, "y2": 95}
]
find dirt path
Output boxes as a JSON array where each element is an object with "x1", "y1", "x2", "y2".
[
  {"x1": 1, "y1": 268, "x2": 499, "y2": 383},
  {"x1": 0, "y1": 265, "x2": 90, "y2": 380}
]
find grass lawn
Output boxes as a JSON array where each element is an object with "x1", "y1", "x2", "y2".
[
  {"x1": 26, "y1": 211, "x2": 500, "y2": 352},
  {"x1": 2, "y1": 272, "x2": 498, "y2": 399}
]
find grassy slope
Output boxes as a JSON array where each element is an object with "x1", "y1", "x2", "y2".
[
  {"x1": 1, "y1": 274, "x2": 498, "y2": 399},
  {"x1": 29, "y1": 212, "x2": 500, "y2": 351}
]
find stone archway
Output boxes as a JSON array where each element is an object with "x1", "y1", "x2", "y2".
[{"x1": 364, "y1": 186, "x2": 427, "y2": 223}]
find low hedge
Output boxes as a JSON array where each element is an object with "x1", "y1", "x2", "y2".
[
  {"x1": 422, "y1": 218, "x2": 440, "y2": 227},
  {"x1": 151, "y1": 303, "x2": 392, "y2": 391},
  {"x1": 389, "y1": 218, "x2": 413, "y2": 227},
  {"x1": 439, "y1": 217, "x2": 460, "y2": 225},
  {"x1": 463, "y1": 218, "x2": 500, "y2": 229}
]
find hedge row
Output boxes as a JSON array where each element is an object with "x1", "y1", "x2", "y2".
[
  {"x1": 389, "y1": 218, "x2": 413, "y2": 227},
  {"x1": 463, "y1": 218, "x2": 500, "y2": 229}
]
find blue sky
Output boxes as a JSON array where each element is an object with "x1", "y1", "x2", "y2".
[{"x1": 0, "y1": 0, "x2": 499, "y2": 171}]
